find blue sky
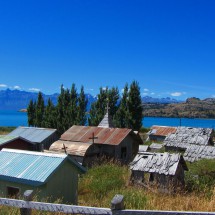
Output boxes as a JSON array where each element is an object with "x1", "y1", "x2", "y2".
[{"x1": 0, "y1": 0, "x2": 215, "y2": 100}]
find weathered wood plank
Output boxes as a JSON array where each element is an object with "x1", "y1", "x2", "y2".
[{"x1": 0, "y1": 197, "x2": 214, "y2": 215}]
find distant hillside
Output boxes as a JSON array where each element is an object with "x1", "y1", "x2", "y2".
[
  {"x1": 143, "y1": 97, "x2": 215, "y2": 118},
  {"x1": 142, "y1": 96, "x2": 181, "y2": 104}
]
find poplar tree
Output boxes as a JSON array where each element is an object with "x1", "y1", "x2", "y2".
[
  {"x1": 70, "y1": 83, "x2": 78, "y2": 125},
  {"x1": 35, "y1": 92, "x2": 45, "y2": 127},
  {"x1": 77, "y1": 86, "x2": 88, "y2": 125},
  {"x1": 114, "y1": 83, "x2": 129, "y2": 128},
  {"x1": 42, "y1": 98, "x2": 56, "y2": 128},
  {"x1": 127, "y1": 81, "x2": 143, "y2": 131},
  {"x1": 27, "y1": 99, "x2": 36, "y2": 126}
]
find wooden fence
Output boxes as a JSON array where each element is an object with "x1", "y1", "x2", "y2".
[{"x1": 0, "y1": 190, "x2": 214, "y2": 215}]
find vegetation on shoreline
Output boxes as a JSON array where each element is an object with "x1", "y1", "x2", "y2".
[
  {"x1": 143, "y1": 97, "x2": 215, "y2": 118},
  {"x1": 0, "y1": 126, "x2": 15, "y2": 135}
]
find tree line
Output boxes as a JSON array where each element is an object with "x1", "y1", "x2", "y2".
[{"x1": 27, "y1": 81, "x2": 143, "y2": 134}]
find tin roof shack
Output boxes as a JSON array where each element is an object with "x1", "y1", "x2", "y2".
[
  {"x1": 147, "y1": 126, "x2": 177, "y2": 142},
  {"x1": 0, "y1": 149, "x2": 85, "y2": 204},
  {"x1": 184, "y1": 145, "x2": 215, "y2": 162},
  {"x1": 130, "y1": 152, "x2": 188, "y2": 192},
  {"x1": 0, "y1": 135, "x2": 34, "y2": 151},
  {"x1": 50, "y1": 125, "x2": 143, "y2": 166},
  {"x1": 49, "y1": 140, "x2": 93, "y2": 166},
  {"x1": 148, "y1": 143, "x2": 164, "y2": 152},
  {"x1": 164, "y1": 127, "x2": 214, "y2": 152},
  {"x1": 8, "y1": 126, "x2": 59, "y2": 151}
]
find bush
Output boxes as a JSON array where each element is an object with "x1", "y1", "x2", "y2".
[{"x1": 185, "y1": 159, "x2": 215, "y2": 194}]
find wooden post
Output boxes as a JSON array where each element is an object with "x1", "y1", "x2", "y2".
[
  {"x1": 20, "y1": 190, "x2": 34, "y2": 215},
  {"x1": 111, "y1": 194, "x2": 124, "y2": 214}
]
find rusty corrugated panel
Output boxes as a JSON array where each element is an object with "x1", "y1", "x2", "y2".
[
  {"x1": 50, "y1": 140, "x2": 91, "y2": 156},
  {"x1": 61, "y1": 126, "x2": 132, "y2": 145},
  {"x1": 151, "y1": 126, "x2": 177, "y2": 137}
]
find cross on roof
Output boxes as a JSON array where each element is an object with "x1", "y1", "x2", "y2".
[
  {"x1": 62, "y1": 143, "x2": 68, "y2": 154},
  {"x1": 89, "y1": 132, "x2": 98, "y2": 144}
]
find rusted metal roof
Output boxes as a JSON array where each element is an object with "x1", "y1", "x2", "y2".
[
  {"x1": 149, "y1": 126, "x2": 177, "y2": 137},
  {"x1": 130, "y1": 152, "x2": 188, "y2": 175},
  {"x1": 49, "y1": 140, "x2": 92, "y2": 157},
  {"x1": 61, "y1": 125, "x2": 132, "y2": 145}
]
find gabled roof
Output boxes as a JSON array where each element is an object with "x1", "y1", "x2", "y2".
[
  {"x1": 0, "y1": 148, "x2": 85, "y2": 186},
  {"x1": 8, "y1": 126, "x2": 57, "y2": 144},
  {"x1": 61, "y1": 125, "x2": 132, "y2": 145},
  {"x1": 148, "y1": 126, "x2": 177, "y2": 137},
  {"x1": 164, "y1": 126, "x2": 213, "y2": 149},
  {"x1": 130, "y1": 152, "x2": 188, "y2": 175},
  {"x1": 50, "y1": 140, "x2": 92, "y2": 157},
  {"x1": 184, "y1": 145, "x2": 215, "y2": 162},
  {"x1": 0, "y1": 135, "x2": 33, "y2": 146}
]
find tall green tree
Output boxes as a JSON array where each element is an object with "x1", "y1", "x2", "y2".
[
  {"x1": 35, "y1": 92, "x2": 45, "y2": 127},
  {"x1": 107, "y1": 87, "x2": 119, "y2": 117},
  {"x1": 77, "y1": 86, "x2": 88, "y2": 125},
  {"x1": 42, "y1": 98, "x2": 56, "y2": 128},
  {"x1": 114, "y1": 83, "x2": 129, "y2": 128},
  {"x1": 70, "y1": 83, "x2": 78, "y2": 125},
  {"x1": 127, "y1": 81, "x2": 143, "y2": 130},
  {"x1": 27, "y1": 99, "x2": 36, "y2": 126}
]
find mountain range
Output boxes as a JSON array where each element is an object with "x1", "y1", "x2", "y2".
[{"x1": 0, "y1": 89, "x2": 181, "y2": 111}]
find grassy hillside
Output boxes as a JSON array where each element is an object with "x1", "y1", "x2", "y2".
[
  {"x1": 78, "y1": 161, "x2": 215, "y2": 212},
  {"x1": 0, "y1": 126, "x2": 15, "y2": 135},
  {"x1": 143, "y1": 97, "x2": 215, "y2": 118}
]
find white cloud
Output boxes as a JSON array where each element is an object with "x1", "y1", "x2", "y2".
[
  {"x1": 0, "y1": 84, "x2": 7, "y2": 88},
  {"x1": 143, "y1": 88, "x2": 149, "y2": 92},
  {"x1": 102, "y1": 87, "x2": 107, "y2": 91},
  {"x1": 13, "y1": 86, "x2": 21, "y2": 90},
  {"x1": 142, "y1": 92, "x2": 148, "y2": 96},
  {"x1": 29, "y1": 88, "x2": 40, "y2": 92},
  {"x1": 87, "y1": 88, "x2": 94, "y2": 91},
  {"x1": 151, "y1": 92, "x2": 155, "y2": 95},
  {"x1": 170, "y1": 92, "x2": 182, "y2": 97}
]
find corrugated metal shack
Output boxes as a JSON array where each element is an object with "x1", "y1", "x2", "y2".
[
  {"x1": 184, "y1": 144, "x2": 215, "y2": 162},
  {"x1": 49, "y1": 125, "x2": 143, "y2": 166},
  {"x1": 130, "y1": 152, "x2": 188, "y2": 192},
  {"x1": 164, "y1": 126, "x2": 214, "y2": 151},
  {"x1": 0, "y1": 148, "x2": 85, "y2": 204},
  {"x1": 0, "y1": 135, "x2": 34, "y2": 151},
  {"x1": 8, "y1": 126, "x2": 60, "y2": 151},
  {"x1": 147, "y1": 126, "x2": 177, "y2": 142}
]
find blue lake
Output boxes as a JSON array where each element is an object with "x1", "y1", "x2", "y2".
[{"x1": 1, "y1": 110, "x2": 215, "y2": 129}]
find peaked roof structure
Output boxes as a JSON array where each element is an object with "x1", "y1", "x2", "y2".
[
  {"x1": 8, "y1": 126, "x2": 57, "y2": 144},
  {"x1": 184, "y1": 145, "x2": 215, "y2": 162},
  {"x1": 148, "y1": 126, "x2": 177, "y2": 137},
  {"x1": 0, "y1": 148, "x2": 85, "y2": 186},
  {"x1": 98, "y1": 104, "x2": 114, "y2": 128},
  {"x1": 130, "y1": 152, "x2": 188, "y2": 175},
  {"x1": 61, "y1": 125, "x2": 133, "y2": 145},
  {"x1": 0, "y1": 135, "x2": 33, "y2": 146},
  {"x1": 164, "y1": 126, "x2": 213, "y2": 150}
]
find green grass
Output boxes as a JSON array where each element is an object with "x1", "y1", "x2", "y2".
[{"x1": 0, "y1": 126, "x2": 16, "y2": 135}]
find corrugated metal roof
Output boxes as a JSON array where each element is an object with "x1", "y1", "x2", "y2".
[
  {"x1": 149, "y1": 143, "x2": 163, "y2": 150},
  {"x1": 0, "y1": 135, "x2": 18, "y2": 146},
  {"x1": 138, "y1": 145, "x2": 149, "y2": 152},
  {"x1": 50, "y1": 140, "x2": 92, "y2": 156},
  {"x1": 130, "y1": 152, "x2": 188, "y2": 175},
  {"x1": 164, "y1": 126, "x2": 213, "y2": 149},
  {"x1": 0, "y1": 149, "x2": 68, "y2": 186},
  {"x1": 149, "y1": 126, "x2": 177, "y2": 137},
  {"x1": 61, "y1": 125, "x2": 132, "y2": 145},
  {"x1": 184, "y1": 145, "x2": 215, "y2": 162},
  {"x1": 8, "y1": 126, "x2": 57, "y2": 143},
  {"x1": 0, "y1": 135, "x2": 33, "y2": 146}
]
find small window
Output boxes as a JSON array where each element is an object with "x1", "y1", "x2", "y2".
[{"x1": 7, "y1": 186, "x2": 20, "y2": 198}]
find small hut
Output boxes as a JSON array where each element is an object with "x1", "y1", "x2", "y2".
[
  {"x1": 130, "y1": 152, "x2": 188, "y2": 192},
  {"x1": 8, "y1": 126, "x2": 59, "y2": 151},
  {"x1": 0, "y1": 135, "x2": 34, "y2": 151},
  {"x1": 164, "y1": 126, "x2": 214, "y2": 152},
  {"x1": 0, "y1": 148, "x2": 85, "y2": 204}
]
